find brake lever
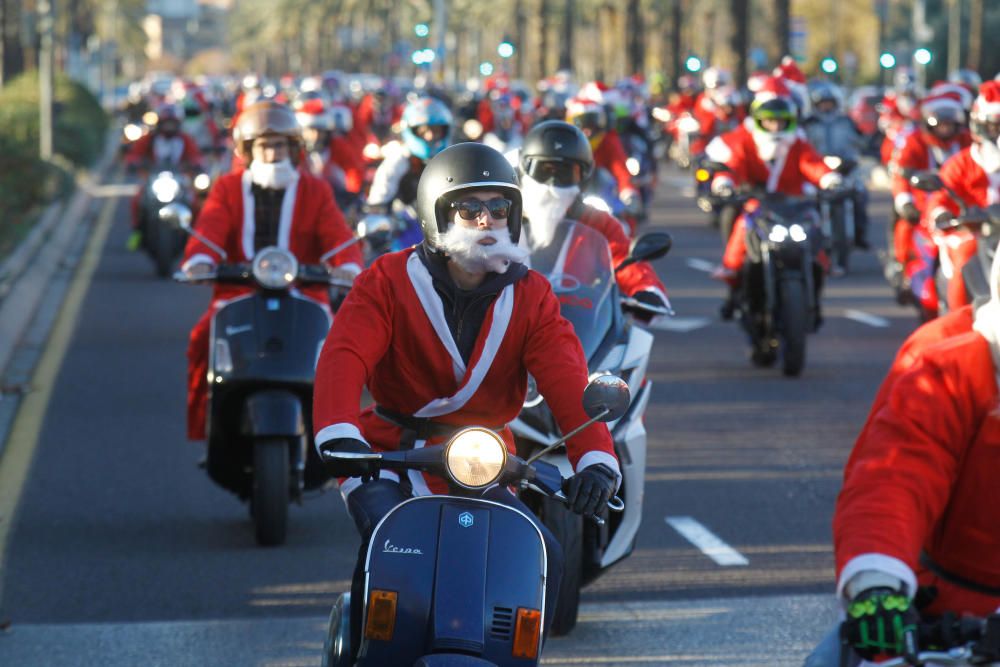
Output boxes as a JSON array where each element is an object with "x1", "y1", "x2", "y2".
[{"x1": 551, "y1": 490, "x2": 625, "y2": 526}]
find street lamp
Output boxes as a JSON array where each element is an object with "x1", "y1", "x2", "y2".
[
  {"x1": 880, "y1": 52, "x2": 896, "y2": 69},
  {"x1": 685, "y1": 56, "x2": 702, "y2": 73},
  {"x1": 415, "y1": 23, "x2": 429, "y2": 38},
  {"x1": 820, "y1": 58, "x2": 838, "y2": 74},
  {"x1": 498, "y1": 40, "x2": 515, "y2": 59},
  {"x1": 914, "y1": 48, "x2": 932, "y2": 65}
]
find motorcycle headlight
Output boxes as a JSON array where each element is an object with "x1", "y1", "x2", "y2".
[
  {"x1": 626, "y1": 157, "x2": 641, "y2": 176},
  {"x1": 124, "y1": 123, "x2": 144, "y2": 142},
  {"x1": 789, "y1": 224, "x2": 808, "y2": 243},
  {"x1": 251, "y1": 246, "x2": 298, "y2": 290},
  {"x1": 193, "y1": 173, "x2": 211, "y2": 191},
  {"x1": 768, "y1": 224, "x2": 789, "y2": 243},
  {"x1": 444, "y1": 428, "x2": 507, "y2": 490},
  {"x1": 363, "y1": 142, "x2": 382, "y2": 160},
  {"x1": 151, "y1": 172, "x2": 181, "y2": 203}
]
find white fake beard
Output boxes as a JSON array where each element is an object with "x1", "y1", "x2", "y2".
[
  {"x1": 437, "y1": 224, "x2": 529, "y2": 275},
  {"x1": 975, "y1": 141, "x2": 1000, "y2": 174},
  {"x1": 250, "y1": 158, "x2": 297, "y2": 189},
  {"x1": 752, "y1": 129, "x2": 794, "y2": 162},
  {"x1": 520, "y1": 174, "x2": 580, "y2": 248}
]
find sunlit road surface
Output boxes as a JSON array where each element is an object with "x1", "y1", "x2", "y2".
[{"x1": 0, "y1": 160, "x2": 910, "y2": 665}]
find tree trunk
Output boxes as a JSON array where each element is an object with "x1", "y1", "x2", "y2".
[
  {"x1": 670, "y1": 0, "x2": 682, "y2": 86},
  {"x1": 968, "y1": 0, "x2": 983, "y2": 71},
  {"x1": 538, "y1": 0, "x2": 550, "y2": 80},
  {"x1": 729, "y1": 0, "x2": 749, "y2": 85},
  {"x1": 558, "y1": 0, "x2": 573, "y2": 72},
  {"x1": 626, "y1": 0, "x2": 643, "y2": 76},
  {"x1": 514, "y1": 0, "x2": 526, "y2": 79},
  {"x1": 774, "y1": 0, "x2": 790, "y2": 58}
]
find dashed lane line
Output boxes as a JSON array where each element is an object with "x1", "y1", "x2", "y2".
[
  {"x1": 685, "y1": 258, "x2": 717, "y2": 273},
  {"x1": 665, "y1": 516, "x2": 750, "y2": 566},
  {"x1": 842, "y1": 309, "x2": 891, "y2": 328}
]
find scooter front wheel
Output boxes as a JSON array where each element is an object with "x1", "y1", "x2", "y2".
[{"x1": 252, "y1": 438, "x2": 289, "y2": 546}]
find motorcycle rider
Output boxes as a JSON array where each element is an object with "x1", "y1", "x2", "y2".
[
  {"x1": 515, "y1": 120, "x2": 671, "y2": 317},
  {"x1": 706, "y1": 77, "x2": 841, "y2": 317},
  {"x1": 690, "y1": 84, "x2": 745, "y2": 156},
  {"x1": 364, "y1": 96, "x2": 452, "y2": 214},
  {"x1": 803, "y1": 80, "x2": 871, "y2": 250},
  {"x1": 802, "y1": 242, "x2": 1000, "y2": 667},
  {"x1": 314, "y1": 142, "x2": 621, "y2": 656},
  {"x1": 890, "y1": 90, "x2": 971, "y2": 311},
  {"x1": 125, "y1": 102, "x2": 205, "y2": 250},
  {"x1": 565, "y1": 83, "x2": 643, "y2": 226},
  {"x1": 878, "y1": 67, "x2": 921, "y2": 169},
  {"x1": 179, "y1": 100, "x2": 363, "y2": 443},
  {"x1": 925, "y1": 81, "x2": 1000, "y2": 311},
  {"x1": 295, "y1": 99, "x2": 365, "y2": 211}
]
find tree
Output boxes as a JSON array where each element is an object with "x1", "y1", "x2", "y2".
[
  {"x1": 774, "y1": 0, "x2": 790, "y2": 57},
  {"x1": 729, "y1": 0, "x2": 748, "y2": 84}
]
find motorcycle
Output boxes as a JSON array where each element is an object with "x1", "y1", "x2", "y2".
[
  {"x1": 320, "y1": 374, "x2": 631, "y2": 667},
  {"x1": 510, "y1": 221, "x2": 672, "y2": 635},
  {"x1": 839, "y1": 613, "x2": 1000, "y2": 666},
  {"x1": 693, "y1": 158, "x2": 741, "y2": 244},
  {"x1": 818, "y1": 155, "x2": 860, "y2": 276},
  {"x1": 136, "y1": 167, "x2": 211, "y2": 277},
  {"x1": 167, "y1": 202, "x2": 357, "y2": 546},
  {"x1": 666, "y1": 113, "x2": 701, "y2": 170}
]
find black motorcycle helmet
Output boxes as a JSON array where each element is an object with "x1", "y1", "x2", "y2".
[
  {"x1": 519, "y1": 120, "x2": 594, "y2": 187},
  {"x1": 415, "y1": 142, "x2": 523, "y2": 248}
]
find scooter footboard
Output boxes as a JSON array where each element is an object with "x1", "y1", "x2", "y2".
[{"x1": 361, "y1": 495, "x2": 546, "y2": 665}]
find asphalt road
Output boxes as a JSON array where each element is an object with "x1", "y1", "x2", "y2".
[{"x1": 0, "y1": 162, "x2": 917, "y2": 666}]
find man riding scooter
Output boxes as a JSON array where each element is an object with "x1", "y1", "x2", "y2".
[{"x1": 314, "y1": 142, "x2": 621, "y2": 660}]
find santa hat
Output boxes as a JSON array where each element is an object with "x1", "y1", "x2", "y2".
[
  {"x1": 921, "y1": 91, "x2": 966, "y2": 120},
  {"x1": 577, "y1": 80, "x2": 610, "y2": 105},
  {"x1": 297, "y1": 98, "x2": 327, "y2": 116},
  {"x1": 972, "y1": 80, "x2": 1000, "y2": 122},
  {"x1": 773, "y1": 55, "x2": 806, "y2": 84},
  {"x1": 753, "y1": 76, "x2": 793, "y2": 104},
  {"x1": 929, "y1": 82, "x2": 974, "y2": 110}
]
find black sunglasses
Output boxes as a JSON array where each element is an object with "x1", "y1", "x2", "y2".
[
  {"x1": 527, "y1": 160, "x2": 582, "y2": 187},
  {"x1": 451, "y1": 197, "x2": 512, "y2": 221}
]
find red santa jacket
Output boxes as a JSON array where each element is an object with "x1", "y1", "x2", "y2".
[
  {"x1": 706, "y1": 123, "x2": 835, "y2": 194},
  {"x1": 313, "y1": 247, "x2": 619, "y2": 497},
  {"x1": 891, "y1": 130, "x2": 971, "y2": 214},
  {"x1": 593, "y1": 130, "x2": 638, "y2": 199},
  {"x1": 181, "y1": 168, "x2": 362, "y2": 305},
  {"x1": 926, "y1": 145, "x2": 1000, "y2": 225},
  {"x1": 578, "y1": 206, "x2": 667, "y2": 301},
  {"x1": 126, "y1": 132, "x2": 203, "y2": 168},
  {"x1": 835, "y1": 330, "x2": 1000, "y2": 616},
  {"x1": 327, "y1": 135, "x2": 366, "y2": 194}
]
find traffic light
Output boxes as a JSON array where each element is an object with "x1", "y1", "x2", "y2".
[
  {"x1": 498, "y1": 38, "x2": 515, "y2": 59},
  {"x1": 414, "y1": 23, "x2": 429, "y2": 38},
  {"x1": 820, "y1": 58, "x2": 838, "y2": 74},
  {"x1": 685, "y1": 56, "x2": 702, "y2": 73},
  {"x1": 914, "y1": 48, "x2": 932, "y2": 65},
  {"x1": 480, "y1": 62, "x2": 494, "y2": 76},
  {"x1": 880, "y1": 52, "x2": 896, "y2": 69}
]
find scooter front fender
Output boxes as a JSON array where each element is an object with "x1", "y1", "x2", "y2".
[{"x1": 241, "y1": 389, "x2": 304, "y2": 437}]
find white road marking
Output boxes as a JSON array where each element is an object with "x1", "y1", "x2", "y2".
[
  {"x1": 685, "y1": 258, "x2": 717, "y2": 273},
  {"x1": 645, "y1": 316, "x2": 711, "y2": 333},
  {"x1": 842, "y1": 309, "x2": 891, "y2": 328},
  {"x1": 665, "y1": 516, "x2": 749, "y2": 566}
]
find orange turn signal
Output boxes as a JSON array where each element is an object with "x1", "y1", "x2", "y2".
[
  {"x1": 512, "y1": 607, "x2": 542, "y2": 659},
  {"x1": 695, "y1": 168, "x2": 711, "y2": 182},
  {"x1": 364, "y1": 590, "x2": 397, "y2": 641}
]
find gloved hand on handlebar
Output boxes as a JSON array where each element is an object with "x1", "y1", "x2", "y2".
[
  {"x1": 629, "y1": 290, "x2": 671, "y2": 323},
  {"x1": 622, "y1": 192, "x2": 644, "y2": 219},
  {"x1": 841, "y1": 586, "x2": 919, "y2": 660},
  {"x1": 820, "y1": 172, "x2": 844, "y2": 190},
  {"x1": 319, "y1": 437, "x2": 379, "y2": 481},
  {"x1": 182, "y1": 261, "x2": 216, "y2": 281},
  {"x1": 563, "y1": 463, "x2": 617, "y2": 516},
  {"x1": 900, "y1": 202, "x2": 922, "y2": 224}
]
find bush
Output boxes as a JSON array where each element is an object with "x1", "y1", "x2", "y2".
[{"x1": 0, "y1": 71, "x2": 108, "y2": 232}]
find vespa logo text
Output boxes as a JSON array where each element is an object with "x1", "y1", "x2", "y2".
[
  {"x1": 225, "y1": 324, "x2": 253, "y2": 336},
  {"x1": 458, "y1": 512, "x2": 474, "y2": 528},
  {"x1": 383, "y1": 539, "x2": 423, "y2": 555}
]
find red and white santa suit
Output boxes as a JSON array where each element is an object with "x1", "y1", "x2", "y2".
[
  {"x1": 924, "y1": 146, "x2": 1000, "y2": 310},
  {"x1": 312, "y1": 246, "x2": 620, "y2": 499},
  {"x1": 706, "y1": 121, "x2": 836, "y2": 273},
  {"x1": 576, "y1": 204, "x2": 668, "y2": 303},
  {"x1": 690, "y1": 87, "x2": 745, "y2": 156},
  {"x1": 834, "y1": 312, "x2": 1000, "y2": 618},
  {"x1": 181, "y1": 168, "x2": 363, "y2": 440},
  {"x1": 592, "y1": 129, "x2": 639, "y2": 203}
]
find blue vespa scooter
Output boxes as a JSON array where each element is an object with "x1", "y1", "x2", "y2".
[{"x1": 320, "y1": 374, "x2": 630, "y2": 666}]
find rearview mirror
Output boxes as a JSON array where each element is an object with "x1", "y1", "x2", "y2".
[
  {"x1": 910, "y1": 172, "x2": 944, "y2": 192},
  {"x1": 582, "y1": 374, "x2": 630, "y2": 422},
  {"x1": 616, "y1": 231, "x2": 672, "y2": 272}
]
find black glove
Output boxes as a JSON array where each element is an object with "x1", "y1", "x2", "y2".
[
  {"x1": 630, "y1": 290, "x2": 669, "y2": 323},
  {"x1": 563, "y1": 463, "x2": 617, "y2": 516},
  {"x1": 900, "y1": 202, "x2": 921, "y2": 224},
  {"x1": 841, "y1": 587, "x2": 919, "y2": 660},
  {"x1": 318, "y1": 437, "x2": 379, "y2": 480}
]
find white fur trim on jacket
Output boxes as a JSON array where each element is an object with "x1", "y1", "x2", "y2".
[
  {"x1": 338, "y1": 262, "x2": 362, "y2": 276},
  {"x1": 893, "y1": 191, "x2": 915, "y2": 211},
  {"x1": 240, "y1": 168, "x2": 300, "y2": 259},
  {"x1": 315, "y1": 422, "x2": 369, "y2": 449},
  {"x1": 181, "y1": 253, "x2": 217, "y2": 272},
  {"x1": 366, "y1": 147, "x2": 411, "y2": 208},
  {"x1": 575, "y1": 449, "x2": 622, "y2": 492},
  {"x1": 837, "y1": 553, "x2": 918, "y2": 603},
  {"x1": 704, "y1": 135, "x2": 732, "y2": 164},
  {"x1": 765, "y1": 142, "x2": 791, "y2": 193}
]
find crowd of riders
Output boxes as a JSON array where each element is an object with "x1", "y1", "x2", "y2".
[{"x1": 115, "y1": 59, "x2": 1000, "y2": 665}]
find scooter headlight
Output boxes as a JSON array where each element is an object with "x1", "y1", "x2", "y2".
[
  {"x1": 193, "y1": 173, "x2": 212, "y2": 191},
  {"x1": 789, "y1": 224, "x2": 808, "y2": 243},
  {"x1": 768, "y1": 224, "x2": 789, "y2": 243},
  {"x1": 151, "y1": 172, "x2": 181, "y2": 203},
  {"x1": 251, "y1": 246, "x2": 298, "y2": 290},
  {"x1": 445, "y1": 428, "x2": 507, "y2": 490}
]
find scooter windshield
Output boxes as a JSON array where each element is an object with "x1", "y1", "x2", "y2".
[{"x1": 527, "y1": 220, "x2": 615, "y2": 358}]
